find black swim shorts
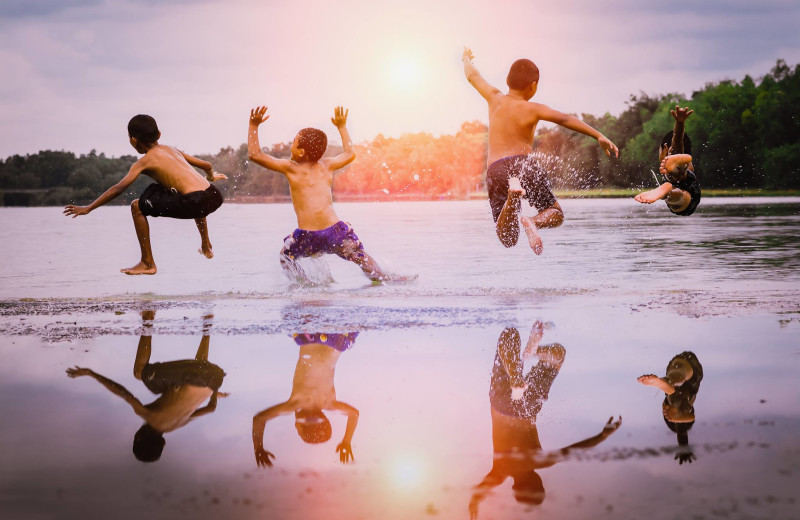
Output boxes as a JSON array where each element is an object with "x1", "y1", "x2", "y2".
[
  {"x1": 141, "y1": 360, "x2": 226, "y2": 394},
  {"x1": 139, "y1": 183, "x2": 223, "y2": 219},
  {"x1": 486, "y1": 155, "x2": 557, "y2": 222},
  {"x1": 668, "y1": 170, "x2": 701, "y2": 216}
]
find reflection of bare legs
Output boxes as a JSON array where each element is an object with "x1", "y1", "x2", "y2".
[
  {"x1": 520, "y1": 201, "x2": 564, "y2": 255},
  {"x1": 195, "y1": 218, "x2": 214, "y2": 259},
  {"x1": 496, "y1": 177, "x2": 525, "y2": 247},
  {"x1": 196, "y1": 316, "x2": 212, "y2": 361},
  {"x1": 121, "y1": 200, "x2": 157, "y2": 275},
  {"x1": 133, "y1": 310, "x2": 155, "y2": 379}
]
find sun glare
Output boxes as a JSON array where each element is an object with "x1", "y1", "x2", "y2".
[
  {"x1": 387, "y1": 54, "x2": 424, "y2": 92},
  {"x1": 389, "y1": 455, "x2": 426, "y2": 490}
]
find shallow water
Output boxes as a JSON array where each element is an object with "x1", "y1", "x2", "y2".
[{"x1": 1, "y1": 199, "x2": 800, "y2": 519}]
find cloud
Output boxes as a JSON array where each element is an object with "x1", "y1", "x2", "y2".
[{"x1": 0, "y1": 0, "x2": 101, "y2": 19}]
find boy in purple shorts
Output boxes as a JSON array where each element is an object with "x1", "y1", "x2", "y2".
[{"x1": 247, "y1": 105, "x2": 389, "y2": 283}]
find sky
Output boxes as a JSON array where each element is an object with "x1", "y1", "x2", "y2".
[{"x1": 0, "y1": 0, "x2": 799, "y2": 158}]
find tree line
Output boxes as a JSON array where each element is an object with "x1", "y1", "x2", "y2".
[{"x1": 2, "y1": 59, "x2": 798, "y2": 206}]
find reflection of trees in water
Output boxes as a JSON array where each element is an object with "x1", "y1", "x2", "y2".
[
  {"x1": 252, "y1": 332, "x2": 360, "y2": 469},
  {"x1": 470, "y1": 323, "x2": 621, "y2": 518},
  {"x1": 65, "y1": 311, "x2": 226, "y2": 462}
]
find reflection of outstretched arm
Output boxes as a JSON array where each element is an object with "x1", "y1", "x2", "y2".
[
  {"x1": 190, "y1": 389, "x2": 223, "y2": 419},
  {"x1": 558, "y1": 416, "x2": 622, "y2": 455},
  {"x1": 332, "y1": 401, "x2": 359, "y2": 463},
  {"x1": 252, "y1": 401, "x2": 294, "y2": 467},
  {"x1": 469, "y1": 472, "x2": 504, "y2": 520},
  {"x1": 66, "y1": 367, "x2": 145, "y2": 414}
]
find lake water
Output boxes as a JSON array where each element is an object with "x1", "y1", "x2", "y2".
[{"x1": 1, "y1": 199, "x2": 799, "y2": 519}]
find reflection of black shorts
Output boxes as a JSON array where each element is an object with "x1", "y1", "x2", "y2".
[
  {"x1": 486, "y1": 155, "x2": 557, "y2": 222},
  {"x1": 139, "y1": 183, "x2": 223, "y2": 219},
  {"x1": 668, "y1": 170, "x2": 701, "y2": 216},
  {"x1": 141, "y1": 360, "x2": 225, "y2": 394}
]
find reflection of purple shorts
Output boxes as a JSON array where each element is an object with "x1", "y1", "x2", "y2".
[
  {"x1": 281, "y1": 221, "x2": 365, "y2": 261},
  {"x1": 292, "y1": 332, "x2": 360, "y2": 352}
]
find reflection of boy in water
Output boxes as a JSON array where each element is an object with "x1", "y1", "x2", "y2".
[
  {"x1": 65, "y1": 311, "x2": 226, "y2": 462},
  {"x1": 470, "y1": 323, "x2": 622, "y2": 519},
  {"x1": 638, "y1": 351, "x2": 703, "y2": 464},
  {"x1": 635, "y1": 106, "x2": 702, "y2": 216},
  {"x1": 252, "y1": 332, "x2": 360, "y2": 467}
]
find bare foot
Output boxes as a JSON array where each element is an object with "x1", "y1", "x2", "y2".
[
  {"x1": 121, "y1": 261, "x2": 157, "y2": 275},
  {"x1": 659, "y1": 154, "x2": 692, "y2": 176},
  {"x1": 635, "y1": 188, "x2": 664, "y2": 204},
  {"x1": 508, "y1": 176, "x2": 526, "y2": 198},
  {"x1": 637, "y1": 374, "x2": 675, "y2": 395},
  {"x1": 520, "y1": 216, "x2": 543, "y2": 255},
  {"x1": 199, "y1": 245, "x2": 214, "y2": 259}
]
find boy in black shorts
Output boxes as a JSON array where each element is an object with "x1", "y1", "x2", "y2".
[
  {"x1": 635, "y1": 106, "x2": 701, "y2": 216},
  {"x1": 462, "y1": 48, "x2": 618, "y2": 254},
  {"x1": 64, "y1": 115, "x2": 227, "y2": 275}
]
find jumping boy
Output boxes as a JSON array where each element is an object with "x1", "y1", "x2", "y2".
[
  {"x1": 462, "y1": 48, "x2": 619, "y2": 254},
  {"x1": 247, "y1": 105, "x2": 388, "y2": 283},
  {"x1": 635, "y1": 105, "x2": 701, "y2": 216},
  {"x1": 64, "y1": 114, "x2": 227, "y2": 275}
]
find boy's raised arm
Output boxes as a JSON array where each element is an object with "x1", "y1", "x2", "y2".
[
  {"x1": 322, "y1": 106, "x2": 356, "y2": 171},
  {"x1": 462, "y1": 47, "x2": 501, "y2": 102},
  {"x1": 247, "y1": 105, "x2": 294, "y2": 174},
  {"x1": 534, "y1": 104, "x2": 619, "y2": 158},
  {"x1": 63, "y1": 159, "x2": 147, "y2": 217}
]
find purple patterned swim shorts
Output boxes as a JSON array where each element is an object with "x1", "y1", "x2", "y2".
[{"x1": 281, "y1": 221, "x2": 365, "y2": 261}]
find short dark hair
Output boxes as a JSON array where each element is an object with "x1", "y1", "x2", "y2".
[
  {"x1": 128, "y1": 114, "x2": 160, "y2": 144},
  {"x1": 296, "y1": 128, "x2": 327, "y2": 163},
  {"x1": 507, "y1": 59, "x2": 540, "y2": 90},
  {"x1": 294, "y1": 411, "x2": 332, "y2": 444},
  {"x1": 660, "y1": 131, "x2": 692, "y2": 155},
  {"x1": 133, "y1": 423, "x2": 165, "y2": 462}
]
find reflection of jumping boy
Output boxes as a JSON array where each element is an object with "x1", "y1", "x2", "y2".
[
  {"x1": 252, "y1": 332, "x2": 360, "y2": 467},
  {"x1": 470, "y1": 323, "x2": 621, "y2": 518},
  {"x1": 462, "y1": 48, "x2": 619, "y2": 254},
  {"x1": 64, "y1": 115, "x2": 227, "y2": 275},
  {"x1": 247, "y1": 106, "x2": 389, "y2": 283},
  {"x1": 635, "y1": 106, "x2": 701, "y2": 216},
  {"x1": 637, "y1": 351, "x2": 703, "y2": 464},
  {"x1": 66, "y1": 311, "x2": 226, "y2": 462}
]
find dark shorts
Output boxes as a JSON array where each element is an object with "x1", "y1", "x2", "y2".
[
  {"x1": 489, "y1": 353, "x2": 560, "y2": 419},
  {"x1": 668, "y1": 170, "x2": 701, "y2": 216},
  {"x1": 292, "y1": 332, "x2": 360, "y2": 352},
  {"x1": 486, "y1": 155, "x2": 558, "y2": 222},
  {"x1": 141, "y1": 360, "x2": 225, "y2": 394},
  {"x1": 139, "y1": 183, "x2": 223, "y2": 219},
  {"x1": 281, "y1": 221, "x2": 365, "y2": 261}
]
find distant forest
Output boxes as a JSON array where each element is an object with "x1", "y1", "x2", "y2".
[{"x1": 2, "y1": 59, "x2": 798, "y2": 206}]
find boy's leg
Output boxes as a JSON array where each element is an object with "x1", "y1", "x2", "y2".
[
  {"x1": 279, "y1": 247, "x2": 309, "y2": 282},
  {"x1": 495, "y1": 177, "x2": 525, "y2": 248},
  {"x1": 121, "y1": 199, "x2": 157, "y2": 275},
  {"x1": 352, "y1": 250, "x2": 388, "y2": 282},
  {"x1": 520, "y1": 200, "x2": 564, "y2": 256},
  {"x1": 195, "y1": 218, "x2": 213, "y2": 259}
]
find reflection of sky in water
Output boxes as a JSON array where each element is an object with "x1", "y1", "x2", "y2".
[{"x1": 1, "y1": 305, "x2": 798, "y2": 519}]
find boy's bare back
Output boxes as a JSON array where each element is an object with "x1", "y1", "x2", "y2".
[
  {"x1": 462, "y1": 47, "x2": 618, "y2": 164},
  {"x1": 248, "y1": 106, "x2": 355, "y2": 231},
  {"x1": 137, "y1": 145, "x2": 213, "y2": 194}
]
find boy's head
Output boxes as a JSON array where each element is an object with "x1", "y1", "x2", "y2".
[
  {"x1": 294, "y1": 409, "x2": 332, "y2": 443},
  {"x1": 511, "y1": 471, "x2": 545, "y2": 505},
  {"x1": 507, "y1": 59, "x2": 540, "y2": 97},
  {"x1": 128, "y1": 114, "x2": 161, "y2": 152},
  {"x1": 133, "y1": 423, "x2": 165, "y2": 462},
  {"x1": 291, "y1": 128, "x2": 328, "y2": 163}
]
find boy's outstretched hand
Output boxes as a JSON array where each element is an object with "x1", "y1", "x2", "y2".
[
  {"x1": 598, "y1": 136, "x2": 619, "y2": 158},
  {"x1": 250, "y1": 106, "x2": 270, "y2": 126},
  {"x1": 462, "y1": 46, "x2": 474, "y2": 64},
  {"x1": 331, "y1": 106, "x2": 349, "y2": 128},
  {"x1": 670, "y1": 105, "x2": 694, "y2": 122},
  {"x1": 63, "y1": 205, "x2": 90, "y2": 218}
]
